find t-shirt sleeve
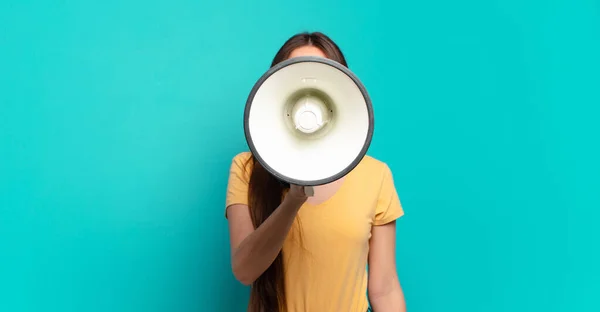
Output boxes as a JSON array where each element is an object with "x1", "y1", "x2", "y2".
[
  {"x1": 225, "y1": 153, "x2": 252, "y2": 216},
  {"x1": 373, "y1": 163, "x2": 404, "y2": 225}
]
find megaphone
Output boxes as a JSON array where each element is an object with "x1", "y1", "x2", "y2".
[{"x1": 244, "y1": 56, "x2": 374, "y2": 188}]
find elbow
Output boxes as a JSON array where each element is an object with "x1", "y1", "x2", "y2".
[
  {"x1": 368, "y1": 282, "x2": 406, "y2": 312},
  {"x1": 233, "y1": 272, "x2": 254, "y2": 286},
  {"x1": 232, "y1": 261, "x2": 256, "y2": 286}
]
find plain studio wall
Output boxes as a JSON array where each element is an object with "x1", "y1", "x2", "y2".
[{"x1": 1, "y1": 0, "x2": 598, "y2": 311}]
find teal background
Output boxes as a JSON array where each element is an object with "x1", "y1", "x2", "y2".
[{"x1": 1, "y1": 0, "x2": 599, "y2": 311}]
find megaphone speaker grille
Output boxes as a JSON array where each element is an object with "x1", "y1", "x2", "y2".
[{"x1": 244, "y1": 56, "x2": 374, "y2": 186}]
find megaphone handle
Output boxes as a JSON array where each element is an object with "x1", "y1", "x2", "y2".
[{"x1": 304, "y1": 186, "x2": 315, "y2": 197}]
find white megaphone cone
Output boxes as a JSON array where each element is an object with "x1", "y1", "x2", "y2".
[{"x1": 243, "y1": 56, "x2": 374, "y2": 190}]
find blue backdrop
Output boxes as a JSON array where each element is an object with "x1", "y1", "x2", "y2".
[{"x1": 1, "y1": 0, "x2": 598, "y2": 311}]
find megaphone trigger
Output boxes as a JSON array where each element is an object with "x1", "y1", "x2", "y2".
[{"x1": 304, "y1": 186, "x2": 315, "y2": 197}]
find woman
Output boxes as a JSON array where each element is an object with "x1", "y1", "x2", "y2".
[{"x1": 225, "y1": 31, "x2": 406, "y2": 312}]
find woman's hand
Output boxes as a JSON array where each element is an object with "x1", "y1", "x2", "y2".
[{"x1": 285, "y1": 184, "x2": 310, "y2": 205}]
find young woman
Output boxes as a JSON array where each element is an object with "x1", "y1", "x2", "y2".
[{"x1": 225, "y1": 31, "x2": 406, "y2": 312}]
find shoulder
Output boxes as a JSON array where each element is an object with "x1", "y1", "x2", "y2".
[
  {"x1": 355, "y1": 155, "x2": 393, "y2": 178},
  {"x1": 229, "y1": 151, "x2": 254, "y2": 180},
  {"x1": 359, "y1": 154, "x2": 387, "y2": 168},
  {"x1": 225, "y1": 152, "x2": 254, "y2": 210},
  {"x1": 350, "y1": 155, "x2": 399, "y2": 194},
  {"x1": 232, "y1": 151, "x2": 253, "y2": 165}
]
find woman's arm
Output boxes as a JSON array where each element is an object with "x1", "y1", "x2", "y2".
[
  {"x1": 368, "y1": 220, "x2": 407, "y2": 311},
  {"x1": 226, "y1": 185, "x2": 307, "y2": 285}
]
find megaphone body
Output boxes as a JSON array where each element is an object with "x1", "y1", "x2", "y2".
[{"x1": 244, "y1": 56, "x2": 374, "y2": 188}]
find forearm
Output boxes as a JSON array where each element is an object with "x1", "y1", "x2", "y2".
[
  {"x1": 369, "y1": 285, "x2": 406, "y2": 312},
  {"x1": 231, "y1": 196, "x2": 303, "y2": 284}
]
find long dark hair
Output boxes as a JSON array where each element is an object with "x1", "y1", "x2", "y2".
[{"x1": 246, "y1": 32, "x2": 348, "y2": 312}]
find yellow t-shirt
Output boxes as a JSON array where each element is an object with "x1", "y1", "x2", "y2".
[{"x1": 225, "y1": 151, "x2": 404, "y2": 312}]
